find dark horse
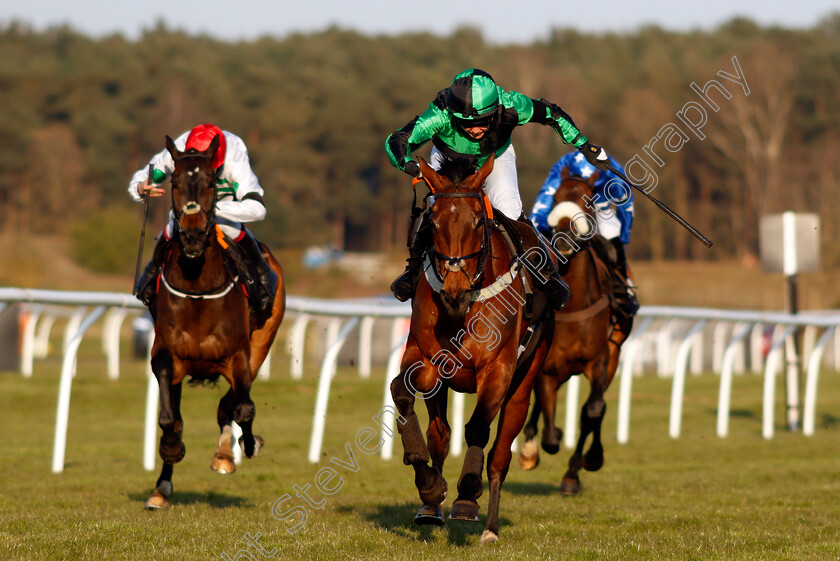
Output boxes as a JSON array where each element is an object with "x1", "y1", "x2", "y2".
[
  {"x1": 391, "y1": 155, "x2": 555, "y2": 544},
  {"x1": 144, "y1": 134, "x2": 285, "y2": 509},
  {"x1": 519, "y1": 170, "x2": 631, "y2": 495}
]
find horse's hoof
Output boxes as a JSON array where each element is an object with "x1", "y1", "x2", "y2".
[
  {"x1": 541, "y1": 437, "x2": 560, "y2": 455},
  {"x1": 241, "y1": 435, "x2": 264, "y2": 458},
  {"x1": 414, "y1": 504, "x2": 445, "y2": 526},
  {"x1": 448, "y1": 499, "x2": 480, "y2": 522},
  {"x1": 159, "y1": 440, "x2": 186, "y2": 464},
  {"x1": 417, "y1": 472, "x2": 448, "y2": 506},
  {"x1": 583, "y1": 453, "x2": 604, "y2": 472},
  {"x1": 479, "y1": 529, "x2": 499, "y2": 545},
  {"x1": 210, "y1": 453, "x2": 236, "y2": 475},
  {"x1": 144, "y1": 490, "x2": 170, "y2": 510},
  {"x1": 560, "y1": 477, "x2": 581, "y2": 496},
  {"x1": 518, "y1": 440, "x2": 540, "y2": 471}
]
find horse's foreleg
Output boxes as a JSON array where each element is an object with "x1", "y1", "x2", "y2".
[
  {"x1": 581, "y1": 395, "x2": 607, "y2": 472},
  {"x1": 582, "y1": 359, "x2": 612, "y2": 473},
  {"x1": 482, "y1": 338, "x2": 550, "y2": 543},
  {"x1": 425, "y1": 389, "x2": 451, "y2": 473},
  {"x1": 450, "y1": 365, "x2": 511, "y2": 523},
  {"x1": 537, "y1": 370, "x2": 564, "y2": 455},
  {"x1": 561, "y1": 359, "x2": 609, "y2": 495},
  {"x1": 390, "y1": 354, "x2": 447, "y2": 525},
  {"x1": 151, "y1": 349, "x2": 185, "y2": 464},
  {"x1": 144, "y1": 462, "x2": 174, "y2": 509}
]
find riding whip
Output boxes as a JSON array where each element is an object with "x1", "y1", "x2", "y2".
[
  {"x1": 132, "y1": 164, "x2": 154, "y2": 294},
  {"x1": 607, "y1": 164, "x2": 713, "y2": 248}
]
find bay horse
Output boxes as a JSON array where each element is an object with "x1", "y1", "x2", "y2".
[
  {"x1": 144, "y1": 134, "x2": 285, "y2": 509},
  {"x1": 390, "y1": 155, "x2": 555, "y2": 544},
  {"x1": 519, "y1": 169, "x2": 631, "y2": 495}
]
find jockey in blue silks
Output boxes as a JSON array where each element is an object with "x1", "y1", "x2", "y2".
[{"x1": 530, "y1": 150, "x2": 638, "y2": 323}]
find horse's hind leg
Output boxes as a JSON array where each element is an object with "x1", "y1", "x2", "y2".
[
  {"x1": 229, "y1": 354, "x2": 260, "y2": 459},
  {"x1": 210, "y1": 389, "x2": 238, "y2": 474},
  {"x1": 151, "y1": 349, "x2": 185, "y2": 464},
  {"x1": 518, "y1": 387, "x2": 541, "y2": 470},
  {"x1": 390, "y1": 354, "x2": 447, "y2": 526}
]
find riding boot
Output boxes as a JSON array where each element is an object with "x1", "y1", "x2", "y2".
[
  {"x1": 135, "y1": 234, "x2": 171, "y2": 316},
  {"x1": 609, "y1": 237, "x2": 640, "y2": 319},
  {"x1": 235, "y1": 229, "x2": 278, "y2": 328},
  {"x1": 390, "y1": 214, "x2": 433, "y2": 302},
  {"x1": 513, "y1": 215, "x2": 571, "y2": 311}
]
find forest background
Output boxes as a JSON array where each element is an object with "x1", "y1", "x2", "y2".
[{"x1": 0, "y1": 16, "x2": 838, "y2": 306}]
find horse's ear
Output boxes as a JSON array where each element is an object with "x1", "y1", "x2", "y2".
[
  {"x1": 560, "y1": 166, "x2": 570, "y2": 182},
  {"x1": 588, "y1": 170, "x2": 600, "y2": 186},
  {"x1": 165, "y1": 135, "x2": 180, "y2": 160},
  {"x1": 417, "y1": 157, "x2": 443, "y2": 191},
  {"x1": 206, "y1": 133, "x2": 221, "y2": 161},
  {"x1": 467, "y1": 153, "x2": 494, "y2": 192}
]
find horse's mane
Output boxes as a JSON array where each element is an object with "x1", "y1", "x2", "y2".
[{"x1": 436, "y1": 157, "x2": 479, "y2": 188}]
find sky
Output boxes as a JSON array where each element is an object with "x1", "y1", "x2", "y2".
[{"x1": 1, "y1": 0, "x2": 837, "y2": 43}]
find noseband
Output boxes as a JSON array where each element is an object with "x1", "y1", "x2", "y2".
[{"x1": 428, "y1": 192, "x2": 491, "y2": 291}]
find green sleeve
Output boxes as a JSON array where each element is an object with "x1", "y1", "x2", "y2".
[
  {"x1": 501, "y1": 89, "x2": 537, "y2": 124},
  {"x1": 529, "y1": 98, "x2": 588, "y2": 147},
  {"x1": 385, "y1": 103, "x2": 448, "y2": 171}
]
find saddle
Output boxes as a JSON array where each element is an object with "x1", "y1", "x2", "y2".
[
  {"x1": 489, "y1": 212, "x2": 555, "y2": 321},
  {"x1": 216, "y1": 230, "x2": 251, "y2": 291}
]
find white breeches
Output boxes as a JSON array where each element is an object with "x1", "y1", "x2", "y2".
[
  {"x1": 430, "y1": 144, "x2": 523, "y2": 219},
  {"x1": 163, "y1": 213, "x2": 244, "y2": 241}
]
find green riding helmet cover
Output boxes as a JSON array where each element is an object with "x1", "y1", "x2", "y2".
[{"x1": 446, "y1": 68, "x2": 500, "y2": 124}]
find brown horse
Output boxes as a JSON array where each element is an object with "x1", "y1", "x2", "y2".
[
  {"x1": 144, "y1": 134, "x2": 285, "y2": 509},
  {"x1": 390, "y1": 155, "x2": 555, "y2": 544},
  {"x1": 519, "y1": 170, "x2": 631, "y2": 495}
]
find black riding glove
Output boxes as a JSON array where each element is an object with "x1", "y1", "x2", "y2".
[
  {"x1": 403, "y1": 160, "x2": 421, "y2": 178},
  {"x1": 580, "y1": 142, "x2": 611, "y2": 172}
]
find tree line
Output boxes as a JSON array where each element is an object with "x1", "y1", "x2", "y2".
[{"x1": 0, "y1": 16, "x2": 838, "y2": 273}]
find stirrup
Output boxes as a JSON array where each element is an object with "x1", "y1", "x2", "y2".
[
  {"x1": 135, "y1": 267, "x2": 161, "y2": 307},
  {"x1": 547, "y1": 275, "x2": 571, "y2": 310},
  {"x1": 391, "y1": 258, "x2": 423, "y2": 302},
  {"x1": 391, "y1": 271, "x2": 418, "y2": 302}
]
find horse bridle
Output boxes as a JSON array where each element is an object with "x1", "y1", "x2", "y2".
[
  {"x1": 427, "y1": 192, "x2": 491, "y2": 291},
  {"x1": 171, "y1": 153, "x2": 219, "y2": 245}
]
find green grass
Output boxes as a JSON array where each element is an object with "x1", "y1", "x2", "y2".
[{"x1": 2, "y1": 343, "x2": 840, "y2": 561}]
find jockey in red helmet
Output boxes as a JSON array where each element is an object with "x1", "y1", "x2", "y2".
[{"x1": 129, "y1": 124, "x2": 277, "y2": 327}]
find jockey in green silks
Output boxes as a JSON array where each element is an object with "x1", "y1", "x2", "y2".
[{"x1": 385, "y1": 68, "x2": 613, "y2": 308}]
